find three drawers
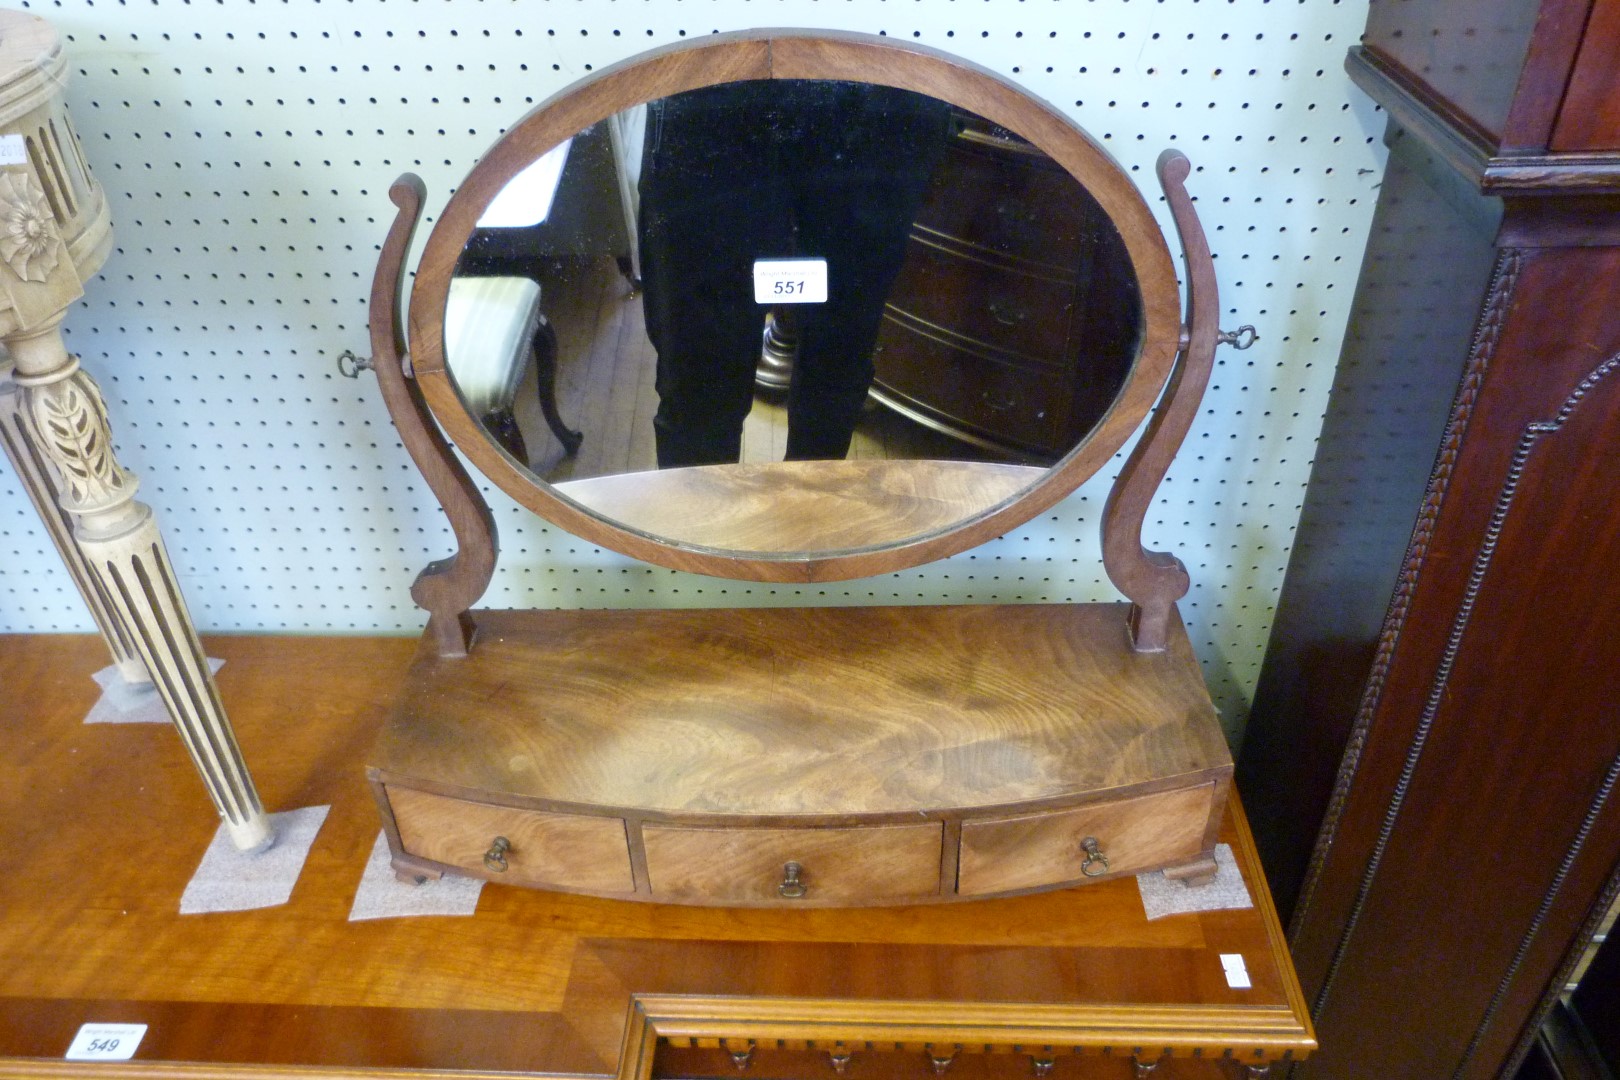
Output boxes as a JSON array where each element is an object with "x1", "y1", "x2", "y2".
[{"x1": 384, "y1": 783, "x2": 1219, "y2": 905}]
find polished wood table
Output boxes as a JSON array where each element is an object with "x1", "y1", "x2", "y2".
[{"x1": 0, "y1": 634, "x2": 1313, "y2": 1079}]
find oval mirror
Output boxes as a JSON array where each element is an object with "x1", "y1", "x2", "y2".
[{"x1": 408, "y1": 32, "x2": 1183, "y2": 581}]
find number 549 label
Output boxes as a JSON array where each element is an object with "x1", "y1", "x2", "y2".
[
  {"x1": 753, "y1": 258, "x2": 828, "y2": 304},
  {"x1": 66, "y1": 1022, "x2": 147, "y2": 1061}
]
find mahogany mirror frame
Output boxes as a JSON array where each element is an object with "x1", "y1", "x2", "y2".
[{"x1": 404, "y1": 28, "x2": 1184, "y2": 583}]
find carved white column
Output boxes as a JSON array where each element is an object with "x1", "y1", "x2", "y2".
[
  {"x1": 0, "y1": 10, "x2": 273, "y2": 851},
  {"x1": 9, "y1": 329, "x2": 273, "y2": 852},
  {"x1": 1, "y1": 350, "x2": 148, "y2": 684}
]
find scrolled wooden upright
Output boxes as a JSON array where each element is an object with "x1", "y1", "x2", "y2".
[
  {"x1": 0, "y1": 11, "x2": 272, "y2": 853},
  {"x1": 365, "y1": 30, "x2": 1244, "y2": 907}
]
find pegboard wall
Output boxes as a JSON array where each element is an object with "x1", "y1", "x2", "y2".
[{"x1": 0, "y1": 0, "x2": 1388, "y2": 741}]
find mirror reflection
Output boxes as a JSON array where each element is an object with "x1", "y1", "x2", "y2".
[{"x1": 449, "y1": 80, "x2": 1144, "y2": 493}]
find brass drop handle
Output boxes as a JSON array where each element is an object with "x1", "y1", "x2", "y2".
[
  {"x1": 778, "y1": 861, "x2": 808, "y2": 899},
  {"x1": 988, "y1": 298, "x2": 1029, "y2": 326},
  {"x1": 484, "y1": 835, "x2": 511, "y2": 873},
  {"x1": 1080, "y1": 835, "x2": 1110, "y2": 877}
]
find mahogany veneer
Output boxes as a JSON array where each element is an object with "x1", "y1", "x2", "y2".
[
  {"x1": 364, "y1": 29, "x2": 1242, "y2": 911},
  {"x1": 1240, "y1": 2, "x2": 1620, "y2": 1077},
  {"x1": 369, "y1": 604, "x2": 1233, "y2": 906},
  {"x1": 551, "y1": 459, "x2": 1045, "y2": 554},
  {"x1": 0, "y1": 633, "x2": 1314, "y2": 1078}
]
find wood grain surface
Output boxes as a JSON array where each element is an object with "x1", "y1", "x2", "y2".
[
  {"x1": 1550, "y1": 0, "x2": 1620, "y2": 151},
  {"x1": 1099, "y1": 152, "x2": 1218, "y2": 652},
  {"x1": 388, "y1": 785, "x2": 635, "y2": 893},
  {"x1": 642, "y1": 823, "x2": 944, "y2": 905},
  {"x1": 958, "y1": 783, "x2": 1217, "y2": 896},
  {"x1": 369, "y1": 175, "x2": 496, "y2": 655},
  {"x1": 1243, "y1": 14, "x2": 1620, "y2": 1073},
  {"x1": 372, "y1": 604, "x2": 1230, "y2": 818},
  {"x1": 554, "y1": 459, "x2": 1044, "y2": 555},
  {"x1": 0, "y1": 632, "x2": 1311, "y2": 1077}
]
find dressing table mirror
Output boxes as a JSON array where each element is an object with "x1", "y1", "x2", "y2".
[{"x1": 360, "y1": 29, "x2": 1247, "y2": 907}]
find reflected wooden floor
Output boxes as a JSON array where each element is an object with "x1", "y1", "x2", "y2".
[{"x1": 515, "y1": 256, "x2": 996, "y2": 483}]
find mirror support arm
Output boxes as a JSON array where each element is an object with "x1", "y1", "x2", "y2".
[
  {"x1": 1100, "y1": 151, "x2": 1219, "y2": 653},
  {"x1": 368, "y1": 174, "x2": 497, "y2": 657}
]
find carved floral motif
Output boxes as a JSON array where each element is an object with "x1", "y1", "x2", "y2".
[
  {"x1": 24, "y1": 370, "x2": 132, "y2": 511},
  {"x1": 0, "y1": 171, "x2": 62, "y2": 283}
]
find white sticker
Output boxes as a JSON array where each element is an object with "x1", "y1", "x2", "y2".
[
  {"x1": 1220, "y1": 953, "x2": 1251, "y2": 990},
  {"x1": 0, "y1": 134, "x2": 26, "y2": 167},
  {"x1": 65, "y1": 1023, "x2": 147, "y2": 1062},
  {"x1": 753, "y1": 258, "x2": 828, "y2": 304}
]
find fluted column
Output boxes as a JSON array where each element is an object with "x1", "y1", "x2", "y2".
[
  {"x1": 0, "y1": 350, "x2": 147, "y2": 684},
  {"x1": 9, "y1": 326, "x2": 273, "y2": 851},
  {"x1": 0, "y1": 9, "x2": 272, "y2": 851}
]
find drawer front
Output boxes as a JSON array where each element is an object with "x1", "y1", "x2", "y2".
[
  {"x1": 388, "y1": 786, "x2": 635, "y2": 893},
  {"x1": 642, "y1": 823, "x2": 943, "y2": 905},
  {"x1": 887, "y1": 240, "x2": 1077, "y2": 365},
  {"x1": 912, "y1": 137, "x2": 1092, "y2": 270},
  {"x1": 873, "y1": 325, "x2": 1071, "y2": 456},
  {"x1": 957, "y1": 783, "x2": 1218, "y2": 896}
]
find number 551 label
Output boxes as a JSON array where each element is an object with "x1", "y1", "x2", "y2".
[
  {"x1": 65, "y1": 1022, "x2": 147, "y2": 1061},
  {"x1": 753, "y1": 258, "x2": 828, "y2": 304}
]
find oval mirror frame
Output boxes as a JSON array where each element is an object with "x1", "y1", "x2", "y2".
[{"x1": 407, "y1": 29, "x2": 1183, "y2": 583}]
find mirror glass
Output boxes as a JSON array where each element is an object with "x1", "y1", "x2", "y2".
[{"x1": 444, "y1": 79, "x2": 1144, "y2": 552}]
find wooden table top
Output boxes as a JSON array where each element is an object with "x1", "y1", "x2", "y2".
[
  {"x1": 0, "y1": 632, "x2": 1312, "y2": 1079},
  {"x1": 376, "y1": 604, "x2": 1230, "y2": 818}
]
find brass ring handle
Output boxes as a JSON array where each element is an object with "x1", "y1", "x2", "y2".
[
  {"x1": 484, "y1": 835, "x2": 511, "y2": 873},
  {"x1": 1080, "y1": 835, "x2": 1110, "y2": 877},
  {"x1": 778, "y1": 860, "x2": 807, "y2": 899}
]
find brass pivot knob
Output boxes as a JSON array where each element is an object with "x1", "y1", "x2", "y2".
[
  {"x1": 1080, "y1": 836, "x2": 1110, "y2": 877},
  {"x1": 1217, "y1": 324, "x2": 1259, "y2": 350},
  {"x1": 484, "y1": 835, "x2": 511, "y2": 873},
  {"x1": 335, "y1": 349, "x2": 374, "y2": 378},
  {"x1": 778, "y1": 861, "x2": 808, "y2": 899}
]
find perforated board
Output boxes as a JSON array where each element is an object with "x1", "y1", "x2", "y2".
[{"x1": 0, "y1": 0, "x2": 1388, "y2": 740}]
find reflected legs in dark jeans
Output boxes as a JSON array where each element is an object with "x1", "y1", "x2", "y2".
[{"x1": 639, "y1": 81, "x2": 952, "y2": 468}]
